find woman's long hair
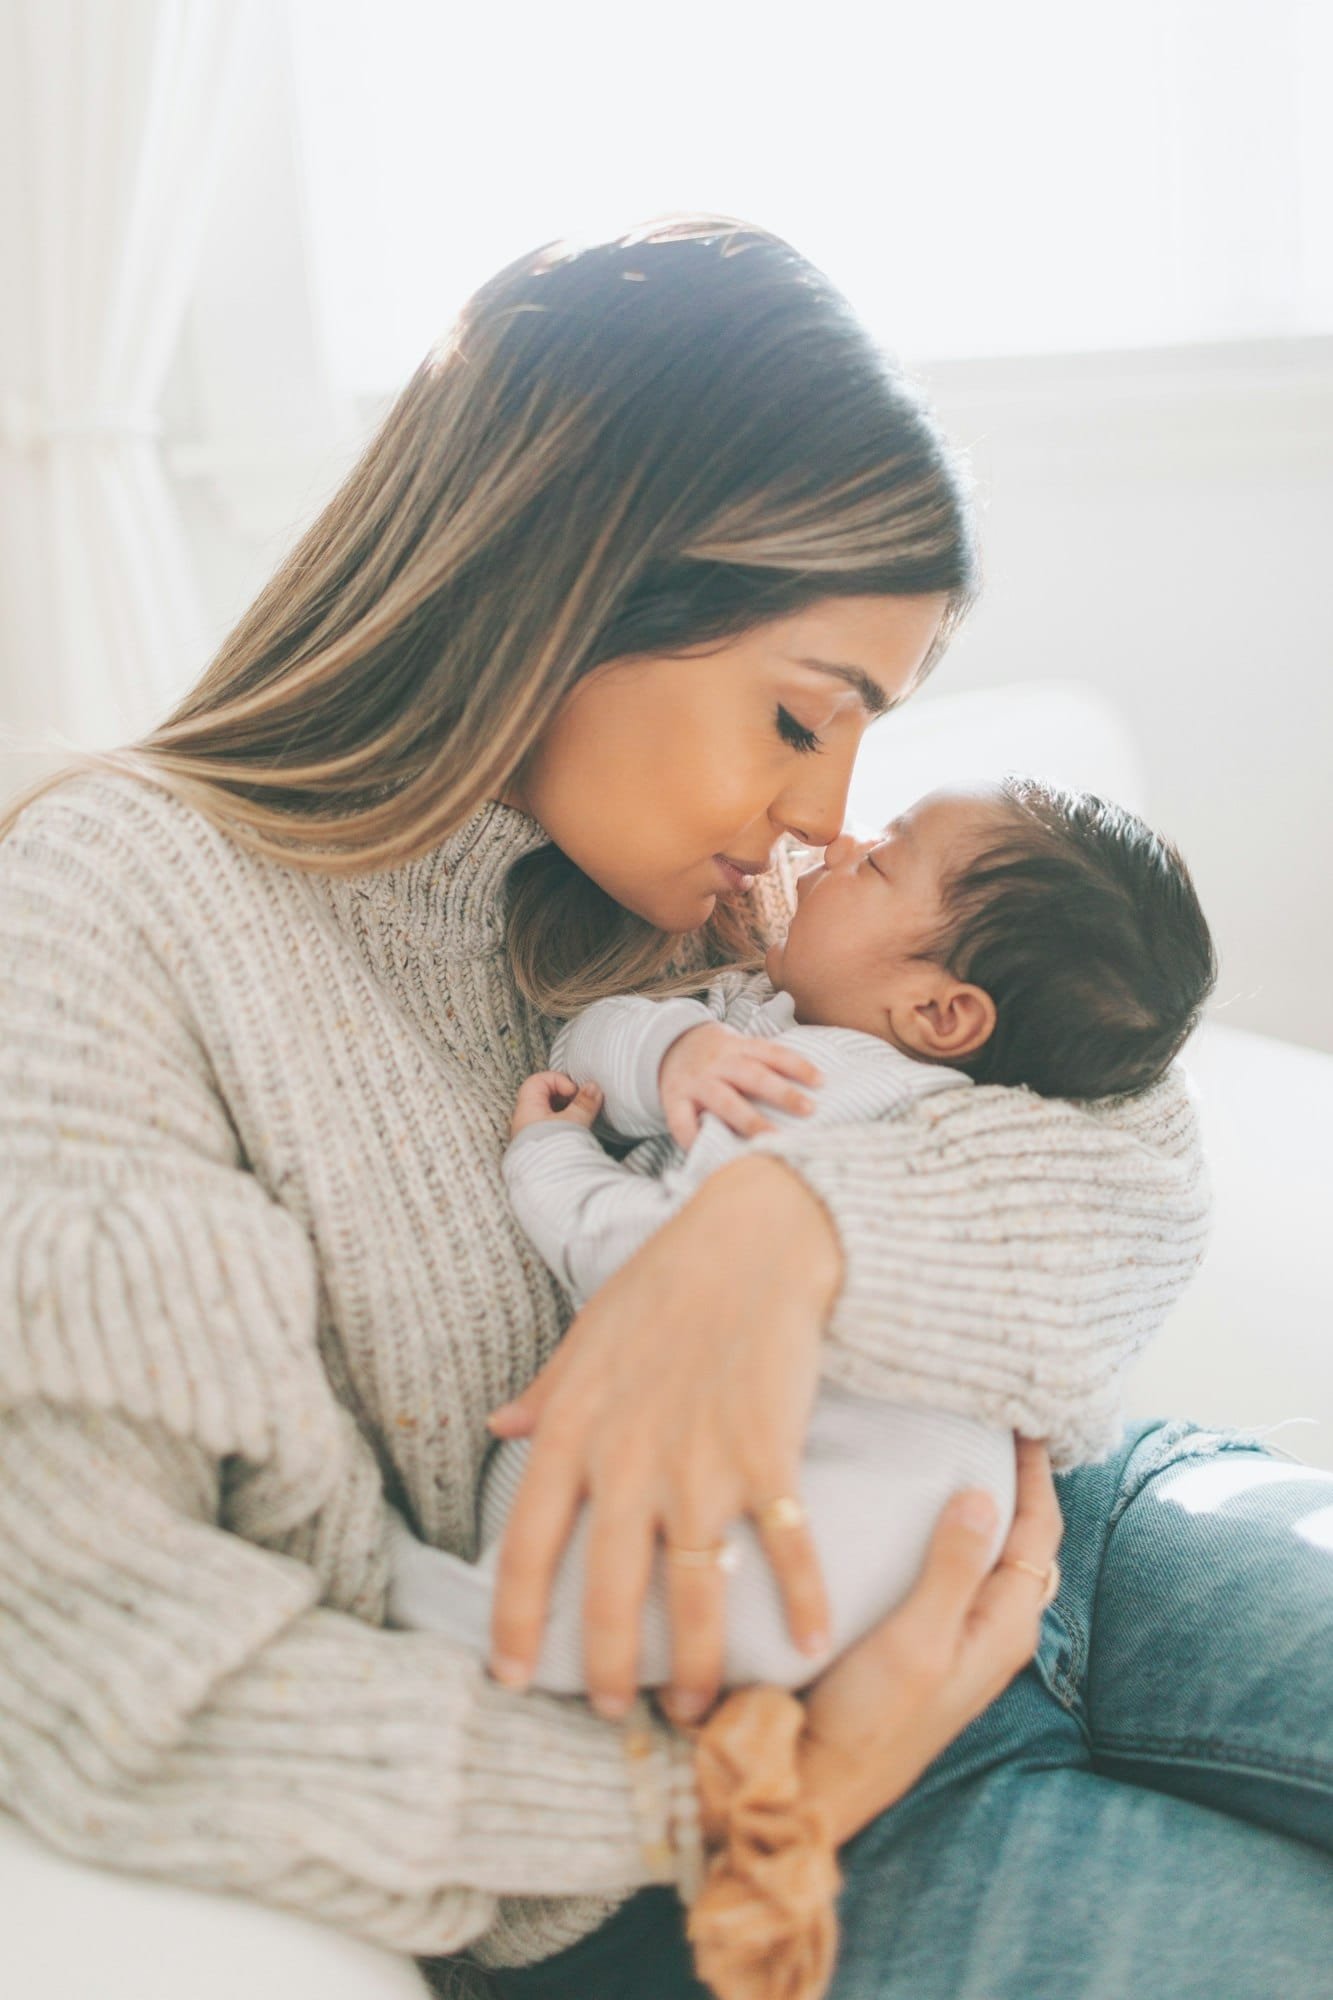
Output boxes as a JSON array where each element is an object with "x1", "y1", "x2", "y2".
[{"x1": 3, "y1": 213, "x2": 979, "y2": 1014}]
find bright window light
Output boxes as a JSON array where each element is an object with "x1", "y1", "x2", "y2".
[{"x1": 288, "y1": 0, "x2": 1333, "y2": 398}]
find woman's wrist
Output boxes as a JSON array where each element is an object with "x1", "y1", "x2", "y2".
[
  {"x1": 793, "y1": 1734, "x2": 877, "y2": 1850},
  {"x1": 699, "y1": 1153, "x2": 843, "y2": 1314}
]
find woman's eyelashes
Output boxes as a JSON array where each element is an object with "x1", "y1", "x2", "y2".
[{"x1": 775, "y1": 705, "x2": 822, "y2": 755}]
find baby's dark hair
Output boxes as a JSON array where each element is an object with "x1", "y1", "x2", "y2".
[{"x1": 916, "y1": 776, "x2": 1218, "y2": 1101}]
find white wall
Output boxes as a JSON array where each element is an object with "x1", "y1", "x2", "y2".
[{"x1": 911, "y1": 341, "x2": 1333, "y2": 1057}]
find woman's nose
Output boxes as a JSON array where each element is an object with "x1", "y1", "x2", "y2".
[{"x1": 775, "y1": 763, "x2": 857, "y2": 854}]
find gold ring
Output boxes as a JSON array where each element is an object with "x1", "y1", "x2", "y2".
[
  {"x1": 665, "y1": 1539, "x2": 740, "y2": 1574},
  {"x1": 1000, "y1": 1555, "x2": 1061, "y2": 1607},
  {"x1": 754, "y1": 1494, "x2": 807, "y2": 1532}
]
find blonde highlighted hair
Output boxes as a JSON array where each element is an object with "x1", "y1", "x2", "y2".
[{"x1": 3, "y1": 213, "x2": 979, "y2": 1016}]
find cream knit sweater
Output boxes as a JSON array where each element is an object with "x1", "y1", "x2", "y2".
[{"x1": 0, "y1": 772, "x2": 1211, "y2": 1974}]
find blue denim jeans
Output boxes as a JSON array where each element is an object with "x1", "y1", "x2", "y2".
[{"x1": 481, "y1": 1415, "x2": 1333, "y2": 1999}]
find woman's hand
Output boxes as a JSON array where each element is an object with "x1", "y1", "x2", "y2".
[
  {"x1": 509, "y1": 1069, "x2": 604, "y2": 1141},
  {"x1": 659, "y1": 1023, "x2": 824, "y2": 1150},
  {"x1": 793, "y1": 1435, "x2": 1063, "y2": 1846},
  {"x1": 483, "y1": 1155, "x2": 843, "y2": 1722}
]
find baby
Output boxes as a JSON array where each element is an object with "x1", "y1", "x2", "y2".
[{"x1": 387, "y1": 774, "x2": 1217, "y2": 1693}]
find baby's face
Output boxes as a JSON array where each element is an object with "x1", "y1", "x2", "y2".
[{"x1": 766, "y1": 783, "x2": 1007, "y2": 1037}]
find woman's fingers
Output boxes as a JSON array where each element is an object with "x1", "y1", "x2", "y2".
[
  {"x1": 963, "y1": 1438, "x2": 1063, "y2": 1661},
  {"x1": 896, "y1": 1439, "x2": 1060, "y2": 1664},
  {"x1": 487, "y1": 1432, "x2": 586, "y2": 1686},
  {"x1": 990, "y1": 1435, "x2": 1062, "y2": 1583},
  {"x1": 960, "y1": 1440, "x2": 1064, "y2": 1688},
  {"x1": 751, "y1": 1491, "x2": 832, "y2": 1660},
  {"x1": 1009, "y1": 1434, "x2": 1063, "y2": 1553},
  {"x1": 660, "y1": 1513, "x2": 732, "y2": 1724},
  {"x1": 579, "y1": 1492, "x2": 657, "y2": 1718},
  {"x1": 886, "y1": 1489, "x2": 1005, "y2": 1673}
]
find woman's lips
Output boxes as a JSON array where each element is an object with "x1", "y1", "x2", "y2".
[{"x1": 712, "y1": 854, "x2": 756, "y2": 893}]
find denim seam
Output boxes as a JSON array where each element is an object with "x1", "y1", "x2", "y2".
[
  {"x1": 1102, "y1": 1426, "x2": 1274, "y2": 1540},
  {"x1": 1094, "y1": 1731, "x2": 1333, "y2": 1788},
  {"x1": 1044, "y1": 1601, "x2": 1085, "y2": 1711}
]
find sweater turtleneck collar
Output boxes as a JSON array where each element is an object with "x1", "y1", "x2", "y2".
[
  {"x1": 314, "y1": 798, "x2": 555, "y2": 962},
  {"x1": 410, "y1": 796, "x2": 555, "y2": 939}
]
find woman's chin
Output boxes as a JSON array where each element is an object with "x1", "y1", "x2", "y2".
[{"x1": 614, "y1": 885, "x2": 714, "y2": 933}]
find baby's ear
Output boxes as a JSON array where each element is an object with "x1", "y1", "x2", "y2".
[{"x1": 919, "y1": 981, "x2": 996, "y2": 1058}]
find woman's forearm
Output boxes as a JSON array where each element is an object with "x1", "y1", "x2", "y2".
[{"x1": 692, "y1": 1151, "x2": 844, "y2": 1319}]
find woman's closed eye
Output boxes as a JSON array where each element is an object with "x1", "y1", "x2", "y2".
[{"x1": 776, "y1": 705, "x2": 823, "y2": 755}]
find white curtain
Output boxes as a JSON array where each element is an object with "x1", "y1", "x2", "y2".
[{"x1": 0, "y1": 0, "x2": 260, "y2": 772}]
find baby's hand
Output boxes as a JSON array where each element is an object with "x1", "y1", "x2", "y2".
[
  {"x1": 658, "y1": 1023, "x2": 823, "y2": 1150},
  {"x1": 510, "y1": 1070, "x2": 604, "y2": 1141}
]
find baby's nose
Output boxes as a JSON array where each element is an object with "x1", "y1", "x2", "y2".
[{"x1": 823, "y1": 830, "x2": 872, "y2": 867}]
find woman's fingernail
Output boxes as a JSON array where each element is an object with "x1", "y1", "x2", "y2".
[
  {"x1": 593, "y1": 1692, "x2": 630, "y2": 1720},
  {"x1": 950, "y1": 1493, "x2": 996, "y2": 1535},
  {"x1": 800, "y1": 1629, "x2": 832, "y2": 1657},
  {"x1": 491, "y1": 1654, "x2": 532, "y2": 1689},
  {"x1": 664, "y1": 1690, "x2": 707, "y2": 1723}
]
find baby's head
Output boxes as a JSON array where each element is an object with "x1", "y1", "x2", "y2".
[{"x1": 766, "y1": 776, "x2": 1218, "y2": 1100}]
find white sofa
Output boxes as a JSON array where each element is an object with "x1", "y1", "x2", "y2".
[
  {"x1": 7, "y1": 679, "x2": 1331, "y2": 1995},
  {"x1": 1124, "y1": 1014, "x2": 1333, "y2": 1468}
]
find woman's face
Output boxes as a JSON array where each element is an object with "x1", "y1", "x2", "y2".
[{"x1": 503, "y1": 592, "x2": 950, "y2": 932}]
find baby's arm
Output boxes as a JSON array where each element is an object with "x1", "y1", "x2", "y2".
[
  {"x1": 547, "y1": 968, "x2": 781, "y2": 1140},
  {"x1": 503, "y1": 1119, "x2": 690, "y2": 1304},
  {"x1": 549, "y1": 992, "x2": 722, "y2": 1139},
  {"x1": 549, "y1": 971, "x2": 818, "y2": 1146}
]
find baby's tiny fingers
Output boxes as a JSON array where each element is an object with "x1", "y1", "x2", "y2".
[
  {"x1": 667, "y1": 1105, "x2": 701, "y2": 1149},
  {"x1": 702, "y1": 1079, "x2": 778, "y2": 1137},
  {"x1": 752, "y1": 1042, "x2": 824, "y2": 1086},
  {"x1": 557, "y1": 1080, "x2": 603, "y2": 1124},
  {"x1": 728, "y1": 1058, "x2": 818, "y2": 1117}
]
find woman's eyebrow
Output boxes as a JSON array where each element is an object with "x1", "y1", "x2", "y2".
[{"x1": 785, "y1": 657, "x2": 895, "y2": 719}]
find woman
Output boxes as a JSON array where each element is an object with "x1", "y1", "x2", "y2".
[{"x1": 0, "y1": 216, "x2": 1328, "y2": 2000}]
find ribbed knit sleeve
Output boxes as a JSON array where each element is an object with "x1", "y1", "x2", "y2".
[
  {"x1": 0, "y1": 797, "x2": 693, "y2": 1957},
  {"x1": 549, "y1": 994, "x2": 722, "y2": 1138},
  {"x1": 747, "y1": 1066, "x2": 1211, "y2": 1469}
]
